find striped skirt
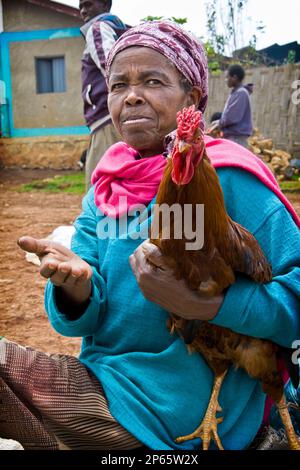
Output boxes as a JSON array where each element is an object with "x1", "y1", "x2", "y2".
[{"x1": 0, "y1": 338, "x2": 142, "y2": 450}]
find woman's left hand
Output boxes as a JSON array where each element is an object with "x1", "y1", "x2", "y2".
[{"x1": 129, "y1": 240, "x2": 224, "y2": 321}]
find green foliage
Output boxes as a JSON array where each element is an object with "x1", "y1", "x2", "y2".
[
  {"x1": 206, "y1": 1, "x2": 225, "y2": 55},
  {"x1": 287, "y1": 50, "x2": 296, "y2": 64},
  {"x1": 141, "y1": 16, "x2": 187, "y2": 25},
  {"x1": 16, "y1": 173, "x2": 85, "y2": 195},
  {"x1": 141, "y1": 15, "x2": 163, "y2": 22},
  {"x1": 203, "y1": 41, "x2": 221, "y2": 73},
  {"x1": 170, "y1": 17, "x2": 187, "y2": 25},
  {"x1": 205, "y1": 0, "x2": 265, "y2": 60}
]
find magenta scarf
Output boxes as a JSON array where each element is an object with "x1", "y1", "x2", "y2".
[
  {"x1": 91, "y1": 142, "x2": 166, "y2": 218},
  {"x1": 91, "y1": 138, "x2": 300, "y2": 228}
]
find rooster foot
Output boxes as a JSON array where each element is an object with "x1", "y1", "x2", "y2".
[
  {"x1": 175, "y1": 401, "x2": 224, "y2": 450},
  {"x1": 176, "y1": 371, "x2": 228, "y2": 450},
  {"x1": 276, "y1": 396, "x2": 300, "y2": 450},
  {"x1": 290, "y1": 439, "x2": 300, "y2": 450}
]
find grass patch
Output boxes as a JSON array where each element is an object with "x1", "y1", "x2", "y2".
[
  {"x1": 280, "y1": 177, "x2": 300, "y2": 193},
  {"x1": 16, "y1": 173, "x2": 85, "y2": 195}
]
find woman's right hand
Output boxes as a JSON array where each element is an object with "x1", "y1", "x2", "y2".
[{"x1": 18, "y1": 236, "x2": 92, "y2": 306}]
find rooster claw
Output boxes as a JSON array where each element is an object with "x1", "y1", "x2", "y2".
[{"x1": 175, "y1": 409, "x2": 224, "y2": 450}]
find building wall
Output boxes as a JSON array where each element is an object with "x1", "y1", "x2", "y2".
[
  {"x1": 10, "y1": 36, "x2": 85, "y2": 128},
  {"x1": 205, "y1": 63, "x2": 300, "y2": 156},
  {"x1": 3, "y1": 0, "x2": 82, "y2": 31}
]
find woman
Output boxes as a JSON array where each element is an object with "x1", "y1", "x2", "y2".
[{"x1": 3, "y1": 21, "x2": 300, "y2": 451}]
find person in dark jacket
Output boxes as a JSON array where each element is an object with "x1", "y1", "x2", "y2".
[
  {"x1": 79, "y1": 0, "x2": 128, "y2": 189},
  {"x1": 218, "y1": 64, "x2": 253, "y2": 148}
]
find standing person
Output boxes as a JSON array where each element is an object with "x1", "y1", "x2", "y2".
[
  {"x1": 218, "y1": 64, "x2": 253, "y2": 148},
  {"x1": 2, "y1": 21, "x2": 300, "y2": 451},
  {"x1": 79, "y1": 0, "x2": 128, "y2": 189}
]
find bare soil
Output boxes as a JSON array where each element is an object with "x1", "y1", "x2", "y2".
[
  {"x1": 0, "y1": 169, "x2": 82, "y2": 355},
  {"x1": 0, "y1": 168, "x2": 299, "y2": 356}
]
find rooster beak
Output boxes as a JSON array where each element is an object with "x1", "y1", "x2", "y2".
[{"x1": 178, "y1": 140, "x2": 190, "y2": 154}]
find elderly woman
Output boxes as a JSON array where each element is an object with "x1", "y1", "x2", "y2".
[{"x1": 3, "y1": 21, "x2": 300, "y2": 451}]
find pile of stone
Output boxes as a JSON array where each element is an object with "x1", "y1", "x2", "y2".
[{"x1": 248, "y1": 130, "x2": 299, "y2": 181}]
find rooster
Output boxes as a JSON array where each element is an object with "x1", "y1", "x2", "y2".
[{"x1": 149, "y1": 105, "x2": 300, "y2": 450}]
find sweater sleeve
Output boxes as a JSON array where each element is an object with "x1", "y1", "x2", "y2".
[
  {"x1": 210, "y1": 203, "x2": 300, "y2": 347},
  {"x1": 85, "y1": 20, "x2": 117, "y2": 73},
  {"x1": 45, "y1": 188, "x2": 107, "y2": 337}
]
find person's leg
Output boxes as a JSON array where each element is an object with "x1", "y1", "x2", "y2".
[
  {"x1": 85, "y1": 123, "x2": 120, "y2": 191},
  {"x1": 0, "y1": 338, "x2": 142, "y2": 450},
  {"x1": 225, "y1": 135, "x2": 249, "y2": 148}
]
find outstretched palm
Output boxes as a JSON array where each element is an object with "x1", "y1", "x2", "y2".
[{"x1": 18, "y1": 236, "x2": 92, "y2": 305}]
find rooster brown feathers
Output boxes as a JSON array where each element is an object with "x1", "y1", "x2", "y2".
[{"x1": 150, "y1": 105, "x2": 300, "y2": 450}]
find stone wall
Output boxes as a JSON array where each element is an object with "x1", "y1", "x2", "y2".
[
  {"x1": 0, "y1": 135, "x2": 90, "y2": 169},
  {"x1": 205, "y1": 63, "x2": 300, "y2": 157}
]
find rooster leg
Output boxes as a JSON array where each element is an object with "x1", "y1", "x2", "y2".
[
  {"x1": 275, "y1": 395, "x2": 300, "y2": 450},
  {"x1": 175, "y1": 369, "x2": 227, "y2": 450}
]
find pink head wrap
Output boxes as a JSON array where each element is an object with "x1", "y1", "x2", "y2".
[{"x1": 106, "y1": 20, "x2": 209, "y2": 115}]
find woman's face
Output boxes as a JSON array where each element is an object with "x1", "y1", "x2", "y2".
[{"x1": 108, "y1": 47, "x2": 199, "y2": 157}]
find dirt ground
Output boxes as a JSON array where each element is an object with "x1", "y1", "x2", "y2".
[
  {"x1": 0, "y1": 169, "x2": 82, "y2": 356},
  {"x1": 0, "y1": 168, "x2": 300, "y2": 357}
]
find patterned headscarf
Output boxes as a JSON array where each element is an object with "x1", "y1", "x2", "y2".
[{"x1": 106, "y1": 20, "x2": 208, "y2": 115}]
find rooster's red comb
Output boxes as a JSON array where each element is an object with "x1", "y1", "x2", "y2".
[{"x1": 176, "y1": 105, "x2": 202, "y2": 140}]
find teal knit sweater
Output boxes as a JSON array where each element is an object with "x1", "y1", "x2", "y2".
[{"x1": 45, "y1": 167, "x2": 300, "y2": 450}]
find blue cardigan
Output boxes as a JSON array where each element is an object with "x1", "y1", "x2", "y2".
[{"x1": 45, "y1": 167, "x2": 300, "y2": 450}]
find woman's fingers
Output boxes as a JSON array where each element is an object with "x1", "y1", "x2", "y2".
[
  {"x1": 69, "y1": 268, "x2": 92, "y2": 286},
  {"x1": 39, "y1": 257, "x2": 57, "y2": 278},
  {"x1": 18, "y1": 236, "x2": 74, "y2": 260},
  {"x1": 129, "y1": 254, "x2": 137, "y2": 274},
  {"x1": 133, "y1": 243, "x2": 155, "y2": 273},
  {"x1": 49, "y1": 263, "x2": 72, "y2": 286},
  {"x1": 140, "y1": 240, "x2": 167, "y2": 269},
  {"x1": 18, "y1": 236, "x2": 52, "y2": 256},
  {"x1": 18, "y1": 236, "x2": 93, "y2": 290}
]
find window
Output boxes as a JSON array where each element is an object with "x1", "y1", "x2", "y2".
[{"x1": 35, "y1": 57, "x2": 66, "y2": 94}]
